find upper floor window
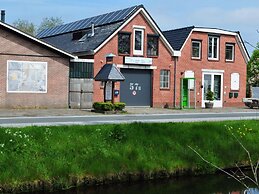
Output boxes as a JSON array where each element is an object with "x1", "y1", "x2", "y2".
[
  {"x1": 133, "y1": 28, "x2": 144, "y2": 55},
  {"x1": 192, "y1": 40, "x2": 201, "y2": 59},
  {"x1": 225, "y1": 43, "x2": 235, "y2": 61},
  {"x1": 160, "y1": 70, "x2": 170, "y2": 89},
  {"x1": 147, "y1": 35, "x2": 159, "y2": 56},
  {"x1": 208, "y1": 36, "x2": 219, "y2": 60},
  {"x1": 118, "y1": 32, "x2": 131, "y2": 55}
]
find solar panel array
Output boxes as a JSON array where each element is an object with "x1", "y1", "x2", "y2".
[{"x1": 37, "y1": 5, "x2": 139, "y2": 38}]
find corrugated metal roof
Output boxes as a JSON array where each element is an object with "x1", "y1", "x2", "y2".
[{"x1": 37, "y1": 5, "x2": 140, "y2": 38}]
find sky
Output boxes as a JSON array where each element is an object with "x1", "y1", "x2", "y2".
[{"x1": 1, "y1": 0, "x2": 259, "y2": 54}]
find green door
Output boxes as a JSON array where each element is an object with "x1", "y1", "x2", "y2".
[{"x1": 182, "y1": 79, "x2": 189, "y2": 107}]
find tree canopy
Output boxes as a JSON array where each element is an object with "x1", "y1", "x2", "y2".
[
  {"x1": 247, "y1": 43, "x2": 259, "y2": 87},
  {"x1": 13, "y1": 17, "x2": 63, "y2": 36}
]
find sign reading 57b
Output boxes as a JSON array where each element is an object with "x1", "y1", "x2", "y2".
[{"x1": 129, "y1": 83, "x2": 142, "y2": 91}]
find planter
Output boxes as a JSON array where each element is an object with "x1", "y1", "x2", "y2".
[{"x1": 205, "y1": 102, "x2": 214, "y2": 109}]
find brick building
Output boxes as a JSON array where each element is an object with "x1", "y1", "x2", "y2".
[
  {"x1": 38, "y1": 5, "x2": 249, "y2": 108},
  {"x1": 0, "y1": 21, "x2": 76, "y2": 108}
]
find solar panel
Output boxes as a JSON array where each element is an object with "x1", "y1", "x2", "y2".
[{"x1": 37, "y1": 5, "x2": 140, "y2": 38}]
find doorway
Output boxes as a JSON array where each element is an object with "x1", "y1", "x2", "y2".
[{"x1": 202, "y1": 71, "x2": 223, "y2": 108}]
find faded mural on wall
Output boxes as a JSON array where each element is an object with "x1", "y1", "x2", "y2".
[{"x1": 7, "y1": 61, "x2": 47, "y2": 93}]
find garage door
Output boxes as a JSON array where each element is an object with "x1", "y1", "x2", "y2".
[{"x1": 120, "y1": 69, "x2": 152, "y2": 106}]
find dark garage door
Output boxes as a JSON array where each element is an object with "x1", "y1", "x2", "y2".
[{"x1": 120, "y1": 69, "x2": 152, "y2": 106}]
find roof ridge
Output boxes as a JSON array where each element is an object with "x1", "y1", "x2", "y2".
[{"x1": 163, "y1": 26, "x2": 195, "y2": 33}]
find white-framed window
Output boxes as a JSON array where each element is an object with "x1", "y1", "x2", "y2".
[
  {"x1": 225, "y1": 43, "x2": 235, "y2": 61},
  {"x1": 208, "y1": 36, "x2": 219, "y2": 60},
  {"x1": 231, "y1": 73, "x2": 240, "y2": 90},
  {"x1": 160, "y1": 69, "x2": 170, "y2": 89},
  {"x1": 133, "y1": 28, "x2": 144, "y2": 55},
  {"x1": 192, "y1": 40, "x2": 201, "y2": 59},
  {"x1": 7, "y1": 60, "x2": 47, "y2": 93}
]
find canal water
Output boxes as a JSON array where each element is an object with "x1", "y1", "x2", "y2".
[{"x1": 28, "y1": 173, "x2": 259, "y2": 194}]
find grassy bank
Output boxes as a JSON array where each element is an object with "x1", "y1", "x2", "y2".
[{"x1": 0, "y1": 120, "x2": 259, "y2": 192}]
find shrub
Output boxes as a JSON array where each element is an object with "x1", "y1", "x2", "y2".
[
  {"x1": 114, "y1": 102, "x2": 126, "y2": 111},
  {"x1": 93, "y1": 102, "x2": 114, "y2": 111},
  {"x1": 93, "y1": 102, "x2": 126, "y2": 111}
]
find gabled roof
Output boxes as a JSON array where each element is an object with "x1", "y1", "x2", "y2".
[
  {"x1": 0, "y1": 21, "x2": 76, "y2": 59},
  {"x1": 163, "y1": 26, "x2": 249, "y2": 63},
  {"x1": 95, "y1": 64, "x2": 125, "y2": 81},
  {"x1": 163, "y1": 26, "x2": 194, "y2": 51},
  {"x1": 38, "y1": 5, "x2": 179, "y2": 57}
]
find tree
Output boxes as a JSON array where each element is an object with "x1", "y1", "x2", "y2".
[
  {"x1": 13, "y1": 19, "x2": 36, "y2": 36},
  {"x1": 13, "y1": 17, "x2": 63, "y2": 37},
  {"x1": 37, "y1": 17, "x2": 63, "y2": 34},
  {"x1": 247, "y1": 43, "x2": 259, "y2": 97}
]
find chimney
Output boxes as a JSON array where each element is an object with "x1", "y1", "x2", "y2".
[
  {"x1": 91, "y1": 22, "x2": 95, "y2": 36},
  {"x1": 1, "y1": 10, "x2": 5, "y2": 23}
]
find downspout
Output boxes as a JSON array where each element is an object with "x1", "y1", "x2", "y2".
[{"x1": 173, "y1": 56, "x2": 178, "y2": 108}]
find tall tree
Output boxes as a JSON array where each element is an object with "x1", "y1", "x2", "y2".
[
  {"x1": 13, "y1": 19, "x2": 36, "y2": 36},
  {"x1": 247, "y1": 43, "x2": 259, "y2": 97},
  {"x1": 37, "y1": 17, "x2": 63, "y2": 34}
]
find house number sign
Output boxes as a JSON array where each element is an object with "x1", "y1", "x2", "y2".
[{"x1": 130, "y1": 82, "x2": 141, "y2": 96}]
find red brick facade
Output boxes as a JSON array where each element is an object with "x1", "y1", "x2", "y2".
[
  {"x1": 93, "y1": 12, "x2": 175, "y2": 107},
  {"x1": 0, "y1": 26, "x2": 70, "y2": 108},
  {"x1": 175, "y1": 31, "x2": 247, "y2": 107},
  {"x1": 92, "y1": 12, "x2": 247, "y2": 108}
]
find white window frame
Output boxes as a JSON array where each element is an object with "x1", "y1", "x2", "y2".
[
  {"x1": 231, "y1": 73, "x2": 240, "y2": 90},
  {"x1": 133, "y1": 28, "x2": 144, "y2": 56},
  {"x1": 7, "y1": 60, "x2": 48, "y2": 93},
  {"x1": 225, "y1": 43, "x2": 235, "y2": 62},
  {"x1": 191, "y1": 40, "x2": 201, "y2": 59},
  {"x1": 208, "y1": 36, "x2": 219, "y2": 60},
  {"x1": 160, "y1": 69, "x2": 170, "y2": 89}
]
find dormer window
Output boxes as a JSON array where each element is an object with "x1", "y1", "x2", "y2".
[{"x1": 72, "y1": 31, "x2": 86, "y2": 40}]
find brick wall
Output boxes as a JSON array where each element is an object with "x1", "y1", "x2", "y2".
[
  {"x1": 176, "y1": 31, "x2": 247, "y2": 107},
  {"x1": 0, "y1": 27, "x2": 70, "y2": 108},
  {"x1": 93, "y1": 12, "x2": 174, "y2": 107}
]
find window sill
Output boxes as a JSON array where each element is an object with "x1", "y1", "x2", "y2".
[
  {"x1": 147, "y1": 55, "x2": 159, "y2": 58},
  {"x1": 226, "y1": 59, "x2": 234, "y2": 63},
  {"x1": 160, "y1": 88, "x2": 170, "y2": 91},
  {"x1": 191, "y1": 57, "x2": 201, "y2": 61},
  {"x1": 208, "y1": 58, "x2": 220, "y2": 62},
  {"x1": 118, "y1": 53, "x2": 130, "y2": 56}
]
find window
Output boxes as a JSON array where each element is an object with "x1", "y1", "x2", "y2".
[
  {"x1": 147, "y1": 35, "x2": 159, "y2": 56},
  {"x1": 133, "y1": 28, "x2": 144, "y2": 55},
  {"x1": 69, "y1": 62, "x2": 93, "y2": 78},
  {"x1": 208, "y1": 36, "x2": 219, "y2": 60},
  {"x1": 7, "y1": 60, "x2": 47, "y2": 93},
  {"x1": 160, "y1": 70, "x2": 170, "y2": 89},
  {"x1": 118, "y1": 32, "x2": 131, "y2": 55},
  {"x1": 231, "y1": 73, "x2": 240, "y2": 90},
  {"x1": 225, "y1": 43, "x2": 235, "y2": 61},
  {"x1": 192, "y1": 40, "x2": 201, "y2": 59}
]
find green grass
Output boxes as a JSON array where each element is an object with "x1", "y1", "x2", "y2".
[{"x1": 0, "y1": 120, "x2": 259, "y2": 190}]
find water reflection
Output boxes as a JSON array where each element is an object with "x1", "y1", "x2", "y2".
[{"x1": 27, "y1": 174, "x2": 259, "y2": 194}]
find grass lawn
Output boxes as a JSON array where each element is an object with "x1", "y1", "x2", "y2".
[{"x1": 0, "y1": 120, "x2": 258, "y2": 191}]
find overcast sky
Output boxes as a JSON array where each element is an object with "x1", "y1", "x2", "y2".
[{"x1": 1, "y1": 0, "x2": 259, "y2": 54}]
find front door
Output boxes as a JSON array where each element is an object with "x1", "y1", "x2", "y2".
[{"x1": 202, "y1": 72, "x2": 223, "y2": 107}]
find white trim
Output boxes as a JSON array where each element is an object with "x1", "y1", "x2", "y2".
[
  {"x1": 180, "y1": 29, "x2": 194, "y2": 52},
  {"x1": 225, "y1": 43, "x2": 235, "y2": 62},
  {"x1": 132, "y1": 25, "x2": 146, "y2": 29},
  {"x1": 208, "y1": 36, "x2": 219, "y2": 60},
  {"x1": 94, "y1": 8, "x2": 179, "y2": 56},
  {"x1": 0, "y1": 21, "x2": 77, "y2": 59},
  {"x1": 133, "y1": 28, "x2": 144, "y2": 55},
  {"x1": 235, "y1": 35, "x2": 250, "y2": 63},
  {"x1": 202, "y1": 69, "x2": 225, "y2": 73},
  {"x1": 70, "y1": 58, "x2": 94, "y2": 63},
  {"x1": 117, "y1": 64, "x2": 157, "y2": 70},
  {"x1": 202, "y1": 71, "x2": 224, "y2": 108},
  {"x1": 194, "y1": 28, "x2": 236, "y2": 36},
  {"x1": 191, "y1": 40, "x2": 201, "y2": 59},
  {"x1": 7, "y1": 60, "x2": 48, "y2": 93}
]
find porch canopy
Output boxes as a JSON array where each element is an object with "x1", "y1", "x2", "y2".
[{"x1": 94, "y1": 63, "x2": 125, "y2": 81}]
